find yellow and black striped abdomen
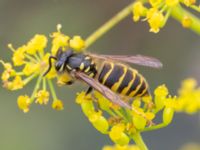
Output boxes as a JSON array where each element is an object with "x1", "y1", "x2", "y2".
[{"x1": 98, "y1": 62, "x2": 149, "y2": 98}]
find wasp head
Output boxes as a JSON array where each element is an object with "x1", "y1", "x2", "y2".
[{"x1": 43, "y1": 49, "x2": 73, "y2": 76}]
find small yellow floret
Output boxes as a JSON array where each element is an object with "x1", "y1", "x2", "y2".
[
  {"x1": 11, "y1": 76, "x2": 24, "y2": 90},
  {"x1": 103, "y1": 145, "x2": 140, "y2": 150},
  {"x1": 182, "y1": 16, "x2": 192, "y2": 28},
  {"x1": 57, "y1": 73, "x2": 73, "y2": 86},
  {"x1": 147, "y1": 8, "x2": 164, "y2": 33},
  {"x1": 17, "y1": 95, "x2": 31, "y2": 113},
  {"x1": 132, "y1": 1, "x2": 147, "y2": 22},
  {"x1": 26, "y1": 34, "x2": 47, "y2": 55},
  {"x1": 52, "y1": 99, "x2": 64, "y2": 110},
  {"x1": 88, "y1": 111, "x2": 109, "y2": 134},
  {"x1": 51, "y1": 30, "x2": 70, "y2": 55},
  {"x1": 12, "y1": 46, "x2": 26, "y2": 66},
  {"x1": 69, "y1": 36, "x2": 85, "y2": 51},
  {"x1": 35, "y1": 90, "x2": 49, "y2": 105},
  {"x1": 109, "y1": 123, "x2": 130, "y2": 146}
]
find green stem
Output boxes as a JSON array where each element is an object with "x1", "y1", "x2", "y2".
[
  {"x1": 48, "y1": 79, "x2": 58, "y2": 100},
  {"x1": 132, "y1": 132, "x2": 148, "y2": 150},
  {"x1": 142, "y1": 123, "x2": 168, "y2": 132},
  {"x1": 171, "y1": 4, "x2": 200, "y2": 35},
  {"x1": 30, "y1": 74, "x2": 43, "y2": 102},
  {"x1": 85, "y1": 2, "x2": 135, "y2": 48}
]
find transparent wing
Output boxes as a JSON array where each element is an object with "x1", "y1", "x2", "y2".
[
  {"x1": 75, "y1": 72, "x2": 132, "y2": 109},
  {"x1": 89, "y1": 54, "x2": 163, "y2": 68}
]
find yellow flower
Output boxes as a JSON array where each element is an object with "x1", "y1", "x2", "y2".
[
  {"x1": 17, "y1": 95, "x2": 31, "y2": 113},
  {"x1": 88, "y1": 111, "x2": 109, "y2": 134},
  {"x1": 69, "y1": 36, "x2": 85, "y2": 51},
  {"x1": 57, "y1": 73, "x2": 73, "y2": 86},
  {"x1": 76, "y1": 92, "x2": 95, "y2": 116},
  {"x1": 94, "y1": 91, "x2": 112, "y2": 111},
  {"x1": 147, "y1": 8, "x2": 164, "y2": 33},
  {"x1": 132, "y1": 1, "x2": 147, "y2": 22},
  {"x1": 0, "y1": 61, "x2": 16, "y2": 81},
  {"x1": 182, "y1": 16, "x2": 192, "y2": 28},
  {"x1": 11, "y1": 76, "x2": 24, "y2": 90},
  {"x1": 23, "y1": 63, "x2": 39, "y2": 76},
  {"x1": 35, "y1": 90, "x2": 49, "y2": 105},
  {"x1": 52, "y1": 99, "x2": 64, "y2": 110},
  {"x1": 166, "y1": 0, "x2": 179, "y2": 7},
  {"x1": 51, "y1": 24, "x2": 70, "y2": 55},
  {"x1": 109, "y1": 123, "x2": 130, "y2": 146},
  {"x1": 26, "y1": 34, "x2": 47, "y2": 55},
  {"x1": 154, "y1": 84, "x2": 169, "y2": 110},
  {"x1": 12, "y1": 46, "x2": 26, "y2": 66}
]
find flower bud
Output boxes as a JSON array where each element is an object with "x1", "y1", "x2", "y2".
[
  {"x1": 89, "y1": 112, "x2": 109, "y2": 134},
  {"x1": 109, "y1": 124, "x2": 130, "y2": 146},
  {"x1": 163, "y1": 107, "x2": 174, "y2": 125}
]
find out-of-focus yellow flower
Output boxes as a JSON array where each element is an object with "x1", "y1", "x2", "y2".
[
  {"x1": 147, "y1": 8, "x2": 164, "y2": 33},
  {"x1": 132, "y1": 1, "x2": 147, "y2": 22},
  {"x1": 149, "y1": 0, "x2": 162, "y2": 7},
  {"x1": 166, "y1": 0, "x2": 179, "y2": 7},
  {"x1": 17, "y1": 95, "x2": 31, "y2": 113},
  {"x1": 52, "y1": 99, "x2": 64, "y2": 110},
  {"x1": 69, "y1": 36, "x2": 85, "y2": 51},
  {"x1": 182, "y1": 16, "x2": 192, "y2": 28},
  {"x1": 102, "y1": 145, "x2": 140, "y2": 150},
  {"x1": 26, "y1": 34, "x2": 47, "y2": 55},
  {"x1": 183, "y1": 0, "x2": 196, "y2": 6},
  {"x1": 35, "y1": 90, "x2": 49, "y2": 105}
]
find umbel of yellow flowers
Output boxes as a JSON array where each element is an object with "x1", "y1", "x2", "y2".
[{"x1": 1, "y1": 25, "x2": 200, "y2": 147}]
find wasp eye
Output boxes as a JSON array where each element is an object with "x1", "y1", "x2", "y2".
[{"x1": 55, "y1": 61, "x2": 64, "y2": 72}]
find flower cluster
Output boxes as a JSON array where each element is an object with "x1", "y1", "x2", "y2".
[
  {"x1": 76, "y1": 78, "x2": 200, "y2": 146},
  {"x1": 0, "y1": 24, "x2": 85, "y2": 113},
  {"x1": 132, "y1": 0, "x2": 199, "y2": 33}
]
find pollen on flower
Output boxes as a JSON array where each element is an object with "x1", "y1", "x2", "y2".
[
  {"x1": 17, "y1": 95, "x2": 31, "y2": 113},
  {"x1": 52, "y1": 99, "x2": 64, "y2": 110}
]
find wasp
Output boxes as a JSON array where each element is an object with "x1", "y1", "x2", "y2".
[{"x1": 44, "y1": 49, "x2": 162, "y2": 110}]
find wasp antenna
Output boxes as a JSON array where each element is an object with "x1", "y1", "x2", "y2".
[{"x1": 43, "y1": 56, "x2": 57, "y2": 76}]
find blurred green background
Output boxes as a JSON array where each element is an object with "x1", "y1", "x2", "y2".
[{"x1": 0, "y1": 0, "x2": 200, "y2": 150}]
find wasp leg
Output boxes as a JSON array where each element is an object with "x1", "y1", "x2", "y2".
[{"x1": 86, "y1": 86, "x2": 93, "y2": 95}]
